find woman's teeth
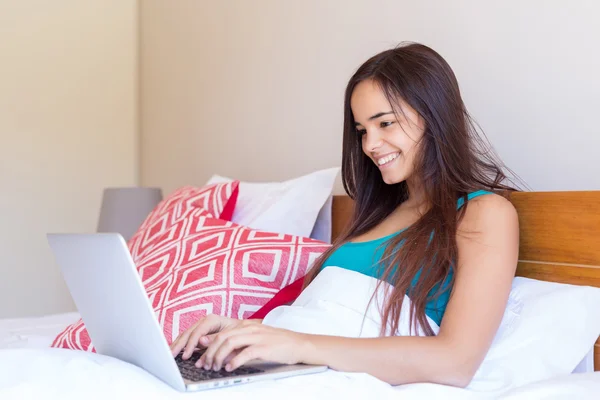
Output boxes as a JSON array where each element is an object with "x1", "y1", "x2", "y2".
[{"x1": 377, "y1": 152, "x2": 399, "y2": 166}]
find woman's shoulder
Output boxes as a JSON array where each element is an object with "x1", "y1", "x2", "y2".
[
  {"x1": 459, "y1": 192, "x2": 519, "y2": 233},
  {"x1": 466, "y1": 191, "x2": 515, "y2": 208}
]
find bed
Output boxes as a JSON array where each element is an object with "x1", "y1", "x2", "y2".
[{"x1": 1, "y1": 190, "x2": 599, "y2": 399}]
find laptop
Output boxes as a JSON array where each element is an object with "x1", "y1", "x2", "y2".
[{"x1": 47, "y1": 233, "x2": 327, "y2": 392}]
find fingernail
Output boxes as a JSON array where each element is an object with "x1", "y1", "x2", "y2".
[
  {"x1": 213, "y1": 364, "x2": 219, "y2": 371},
  {"x1": 225, "y1": 364, "x2": 232, "y2": 372},
  {"x1": 204, "y1": 363, "x2": 211, "y2": 370},
  {"x1": 200, "y1": 336, "x2": 209, "y2": 344},
  {"x1": 195, "y1": 361, "x2": 203, "y2": 368}
]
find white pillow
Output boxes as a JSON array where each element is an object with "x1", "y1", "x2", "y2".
[
  {"x1": 206, "y1": 168, "x2": 339, "y2": 239},
  {"x1": 467, "y1": 277, "x2": 600, "y2": 394}
]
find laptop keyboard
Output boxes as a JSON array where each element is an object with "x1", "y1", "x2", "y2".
[{"x1": 175, "y1": 349, "x2": 264, "y2": 382}]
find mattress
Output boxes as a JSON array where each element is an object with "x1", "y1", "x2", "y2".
[{"x1": 0, "y1": 312, "x2": 80, "y2": 349}]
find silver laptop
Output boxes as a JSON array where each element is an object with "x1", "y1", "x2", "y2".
[{"x1": 47, "y1": 233, "x2": 327, "y2": 392}]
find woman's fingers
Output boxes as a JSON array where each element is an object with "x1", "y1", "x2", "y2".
[
  {"x1": 182, "y1": 316, "x2": 222, "y2": 359},
  {"x1": 226, "y1": 346, "x2": 264, "y2": 372},
  {"x1": 171, "y1": 316, "x2": 265, "y2": 367},
  {"x1": 222, "y1": 349, "x2": 240, "y2": 367},
  {"x1": 193, "y1": 334, "x2": 217, "y2": 367},
  {"x1": 212, "y1": 335, "x2": 258, "y2": 371},
  {"x1": 198, "y1": 333, "x2": 215, "y2": 347},
  {"x1": 170, "y1": 322, "x2": 199, "y2": 357},
  {"x1": 201, "y1": 325, "x2": 259, "y2": 370},
  {"x1": 200, "y1": 329, "x2": 237, "y2": 369},
  {"x1": 169, "y1": 315, "x2": 223, "y2": 359},
  {"x1": 195, "y1": 346, "x2": 239, "y2": 368}
]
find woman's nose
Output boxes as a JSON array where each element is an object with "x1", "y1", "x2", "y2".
[{"x1": 364, "y1": 129, "x2": 383, "y2": 152}]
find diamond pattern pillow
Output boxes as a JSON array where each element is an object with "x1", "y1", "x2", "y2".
[
  {"x1": 51, "y1": 210, "x2": 330, "y2": 351},
  {"x1": 127, "y1": 181, "x2": 239, "y2": 261}
]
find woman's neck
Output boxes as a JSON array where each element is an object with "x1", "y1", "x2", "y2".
[{"x1": 405, "y1": 178, "x2": 427, "y2": 209}]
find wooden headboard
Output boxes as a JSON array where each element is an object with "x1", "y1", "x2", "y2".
[{"x1": 331, "y1": 191, "x2": 600, "y2": 371}]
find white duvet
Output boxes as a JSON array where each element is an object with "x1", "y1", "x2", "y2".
[
  {"x1": 1, "y1": 267, "x2": 600, "y2": 399},
  {"x1": 1, "y1": 348, "x2": 599, "y2": 400}
]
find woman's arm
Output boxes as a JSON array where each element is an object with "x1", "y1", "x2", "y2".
[
  {"x1": 298, "y1": 194, "x2": 519, "y2": 387},
  {"x1": 194, "y1": 194, "x2": 518, "y2": 387}
]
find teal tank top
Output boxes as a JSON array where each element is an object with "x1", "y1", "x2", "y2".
[{"x1": 320, "y1": 190, "x2": 493, "y2": 327}]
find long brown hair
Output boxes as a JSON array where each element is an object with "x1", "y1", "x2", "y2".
[{"x1": 304, "y1": 42, "x2": 520, "y2": 336}]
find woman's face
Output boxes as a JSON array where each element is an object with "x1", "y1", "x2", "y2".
[{"x1": 351, "y1": 79, "x2": 426, "y2": 185}]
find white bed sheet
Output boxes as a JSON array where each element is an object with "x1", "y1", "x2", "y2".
[
  {"x1": 394, "y1": 372, "x2": 600, "y2": 399},
  {"x1": 0, "y1": 348, "x2": 598, "y2": 400},
  {"x1": 0, "y1": 312, "x2": 80, "y2": 349},
  {"x1": 0, "y1": 348, "x2": 397, "y2": 400}
]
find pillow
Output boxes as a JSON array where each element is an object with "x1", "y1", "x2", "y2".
[
  {"x1": 466, "y1": 277, "x2": 600, "y2": 393},
  {"x1": 127, "y1": 181, "x2": 239, "y2": 260},
  {"x1": 206, "y1": 167, "x2": 339, "y2": 239},
  {"x1": 51, "y1": 211, "x2": 330, "y2": 351}
]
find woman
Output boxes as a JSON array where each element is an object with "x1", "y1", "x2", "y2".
[{"x1": 170, "y1": 42, "x2": 520, "y2": 388}]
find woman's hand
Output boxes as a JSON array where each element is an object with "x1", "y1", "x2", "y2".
[
  {"x1": 170, "y1": 314, "x2": 259, "y2": 360},
  {"x1": 198, "y1": 323, "x2": 310, "y2": 372}
]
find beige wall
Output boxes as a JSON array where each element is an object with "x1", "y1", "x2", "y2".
[
  {"x1": 2, "y1": 0, "x2": 597, "y2": 318},
  {"x1": 0, "y1": 1, "x2": 138, "y2": 317},
  {"x1": 140, "y1": 0, "x2": 599, "y2": 195}
]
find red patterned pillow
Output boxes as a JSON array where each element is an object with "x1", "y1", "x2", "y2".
[
  {"x1": 51, "y1": 211, "x2": 330, "y2": 351},
  {"x1": 127, "y1": 181, "x2": 239, "y2": 260}
]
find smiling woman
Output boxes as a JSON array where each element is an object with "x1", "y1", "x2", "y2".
[
  {"x1": 171, "y1": 42, "x2": 520, "y2": 388},
  {"x1": 352, "y1": 82, "x2": 425, "y2": 186}
]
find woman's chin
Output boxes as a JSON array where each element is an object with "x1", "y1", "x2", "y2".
[{"x1": 381, "y1": 172, "x2": 405, "y2": 185}]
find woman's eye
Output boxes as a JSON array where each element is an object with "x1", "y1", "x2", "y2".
[
  {"x1": 356, "y1": 128, "x2": 367, "y2": 135},
  {"x1": 380, "y1": 121, "x2": 394, "y2": 128}
]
